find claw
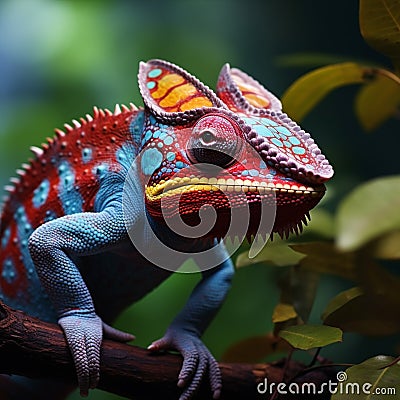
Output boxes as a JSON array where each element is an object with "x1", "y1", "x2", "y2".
[
  {"x1": 58, "y1": 313, "x2": 103, "y2": 396},
  {"x1": 209, "y1": 357, "x2": 222, "y2": 399},
  {"x1": 148, "y1": 329, "x2": 222, "y2": 399},
  {"x1": 102, "y1": 321, "x2": 135, "y2": 342}
]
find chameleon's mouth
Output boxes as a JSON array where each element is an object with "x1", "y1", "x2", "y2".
[
  {"x1": 145, "y1": 176, "x2": 326, "y2": 239},
  {"x1": 145, "y1": 176, "x2": 325, "y2": 201}
]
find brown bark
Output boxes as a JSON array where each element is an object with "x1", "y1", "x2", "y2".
[{"x1": 0, "y1": 300, "x2": 334, "y2": 399}]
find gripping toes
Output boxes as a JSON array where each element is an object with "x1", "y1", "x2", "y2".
[
  {"x1": 179, "y1": 345, "x2": 221, "y2": 400},
  {"x1": 59, "y1": 314, "x2": 103, "y2": 396},
  {"x1": 148, "y1": 333, "x2": 222, "y2": 400}
]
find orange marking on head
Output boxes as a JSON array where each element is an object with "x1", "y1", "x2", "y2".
[
  {"x1": 232, "y1": 74, "x2": 246, "y2": 85},
  {"x1": 244, "y1": 93, "x2": 270, "y2": 108},
  {"x1": 179, "y1": 96, "x2": 213, "y2": 111},
  {"x1": 237, "y1": 82, "x2": 259, "y2": 93},
  {"x1": 151, "y1": 74, "x2": 185, "y2": 99},
  {"x1": 159, "y1": 83, "x2": 197, "y2": 108}
]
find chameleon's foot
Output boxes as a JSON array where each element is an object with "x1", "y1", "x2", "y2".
[
  {"x1": 148, "y1": 329, "x2": 222, "y2": 400},
  {"x1": 59, "y1": 313, "x2": 134, "y2": 397}
]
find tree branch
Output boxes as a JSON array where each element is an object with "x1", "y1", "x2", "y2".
[{"x1": 0, "y1": 300, "x2": 334, "y2": 399}]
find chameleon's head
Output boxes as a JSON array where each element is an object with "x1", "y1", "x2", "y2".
[{"x1": 136, "y1": 60, "x2": 333, "y2": 242}]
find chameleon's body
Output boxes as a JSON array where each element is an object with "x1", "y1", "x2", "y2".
[{"x1": 0, "y1": 60, "x2": 333, "y2": 399}]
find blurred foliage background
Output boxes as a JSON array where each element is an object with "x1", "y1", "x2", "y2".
[{"x1": 0, "y1": 1, "x2": 398, "y2": 399}]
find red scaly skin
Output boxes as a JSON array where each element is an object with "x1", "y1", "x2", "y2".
[
  {"x1": 0, "y1": 105, "x2": 138, "y2": 299},
  {"x1": 143, "y1": 111, "x2": 325, "y2": 241}
]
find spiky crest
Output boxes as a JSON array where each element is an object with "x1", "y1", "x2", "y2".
[{"x1": 0, "y1": 104, "x2": 138, "y2": 212}]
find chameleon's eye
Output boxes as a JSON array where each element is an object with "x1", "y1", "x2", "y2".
[
  {"x1": 187, "y1": 114, "x2": 243, "y2": 168},
  {"x1": 199, "y1": 130, "x2": 216, "y2": 145}
]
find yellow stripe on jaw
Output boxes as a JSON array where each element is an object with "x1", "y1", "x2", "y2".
[{"x1": 145, "y1": 176, "x2": 323, "y2": 201}]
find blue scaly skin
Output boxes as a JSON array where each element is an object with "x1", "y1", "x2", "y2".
[{"x1": 0, "y1": 59, "x2": 333, "y2": 399}]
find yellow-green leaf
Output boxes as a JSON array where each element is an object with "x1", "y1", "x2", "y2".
[
  {"x1": 282, "y1": 63, "x2": 366, "y2": 121},
  {"x1": 336, "y1": 175, "x2": 400, "y2": 251},
  {"x1": 221, "y1": 333, "x2": 291, "y2": 363},
  {"x1": 236, "y1": 241, "x2": 305, "y2": 269},
  {"x1": 272, "y1": 303, "x2": 298, "y2": 323},
  {"x1": 279, "y1": 324, "x2": 342, "y2": 350},
  {"x1": 360, "y1": 0, "x2": 400, "y2": 68},
  {"x1": 356, "y1": 71, "x2": 400, "y2": 131},
  {"x1": 322, "y1": 286, "x2": 363, "y2": 319},
  {"x1": 322, "y1": 287, "x2": 400, "y2": 335},
  {"x1": 332, "y1": 355, "x2": 399, "y2": 400}
]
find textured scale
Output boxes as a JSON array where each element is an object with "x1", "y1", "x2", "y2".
[
  {"x1": 0, "y1": 105, "x2": 137, "y2": 306},
  {"x1": 0, "y1": 59, "x2": 333, "y2": 400},
  {"x1": 217, "y1": 64, "x2": 333, "y2": 184},
  {"x1": 145, "y1": 65, "x2": 213, "y2": 111}
]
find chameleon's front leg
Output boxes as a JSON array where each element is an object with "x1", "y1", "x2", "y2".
[
  {"x1": 28, "y1": 206, "x2": 134, "y2": 396},
  {"x1": 148, "y1": 254, "x2": 234, "y2": 400}
]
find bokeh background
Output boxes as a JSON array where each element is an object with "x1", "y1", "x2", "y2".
[{"x1": 0, "y1": 1, "x2": 398, "y2": 399}]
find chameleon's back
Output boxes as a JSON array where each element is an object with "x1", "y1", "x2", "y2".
[{"x1": 0, "y1": 105, "x2": 138, "y2": 321}]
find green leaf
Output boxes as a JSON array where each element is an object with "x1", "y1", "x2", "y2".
[
  {"x1": 272, "y1": 303, "x2": 298, "y2": 323},
  {"x1": 322, "y1": 286, "x2": 400, "y2": 335},
  {"x1": 291, "y1": 242, "x2": 357, "y2": 281},
  {"x1": 360, "y1": 0, "x2": 400, "y2": 68},
  {"x1": 277, "y1": 267, "x2": 320, "y2": 324},
  {"x1": 221, "y1": 333, "x2": 291, "y2": 363},
  {"x1": 236, "y1": 241, "x2": 305, "y2": 269},
  {"x1": 356, "y1": 71, "x2": 400, "y2": 131},
  {"x1": 281, "y1": 63, "x2": 366, "y2": 121},
  {"x1": 322, "y1": 286, "x2": 363, "y2": 318},
  {"x1": 336, "y1": 175, "x2": 400, "y2": 251},
  {"x1": 332, "y1": 355, "x2": 399, "y2": 400},
  {"x1": 278, "y1": 324, "x2": 342, "y2": 350}
]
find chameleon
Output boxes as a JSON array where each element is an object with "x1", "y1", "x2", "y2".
[{"x1": 0, "y1": 59, "x2": 333, "y2": 400}]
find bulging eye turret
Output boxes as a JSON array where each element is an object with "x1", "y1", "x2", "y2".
[{"x1": 186, "y1": 114, "x2": 243, "y2": 168}]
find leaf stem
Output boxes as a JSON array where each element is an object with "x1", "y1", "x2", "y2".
[{"x1": 372, "y1": 67, "x2": 400, "y2": 86}]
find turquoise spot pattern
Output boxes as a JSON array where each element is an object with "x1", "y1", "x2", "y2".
[
  {"x1": 1, "y1": 227, "x2": 10, "y2": 248},
  {"x1": 241, "y1": 114, "x2": 313, "y2": 167},
  {"x1": 130, "y1": 111, "x2": 145, "y2": 145},
  {"x1": 148, "y1": 68, "x2": 162, "y2": 78},
  {"x1": 2, "y1": 258, "x2": 16, "y2": 283},
  {"x1": 82, "y1": 148, "x2": 93, "y2": 164},
  {"x1": 15, "y1": 205, "x2": 35, "y2": 273},
  {"x1": 33, "y1": 179, "x2": 50, "y2": 208},
  {"x1": 167, "y1": 152, "x2": 176, "y2": 161},
  {"x1": 141, "y1": 148, "x2": 163, "y2": 175},
  {"x1": 293, "y1": 147, "x2": 306, "y2": 155},
  {"x1": 58, "y1": 161, "x2": 83, "y2": 214}
]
